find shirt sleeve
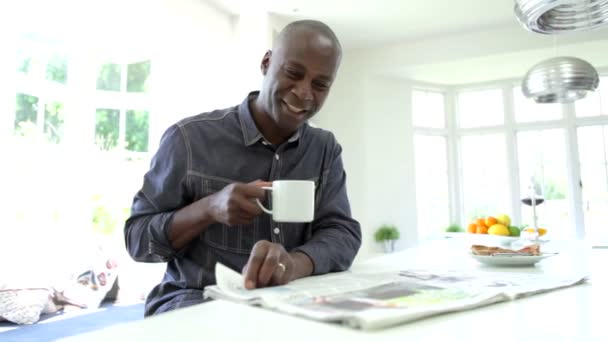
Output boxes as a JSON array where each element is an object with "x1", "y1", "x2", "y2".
[
  {"x1": 291, "y1": 133, "x2": 362, "y2": 275},
  {"x1": 124, "y1": 124, "x2": 191, "y2": 262}
]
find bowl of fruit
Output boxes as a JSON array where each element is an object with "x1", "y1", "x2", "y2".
[{"x1": 464, "y1": 214, "x2": 547, "y2": 247}]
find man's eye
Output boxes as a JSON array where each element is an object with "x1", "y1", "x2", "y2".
[
  {"x1": 286, "y1": 69, "x2": 300, "y2": 78},
  {"x1": 313, "y1": 82, "x2": 329, "y2": 90}
]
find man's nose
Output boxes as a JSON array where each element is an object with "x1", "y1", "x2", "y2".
[{"x1": 292, "y1": 82, "x2": 313, "y2": 101}]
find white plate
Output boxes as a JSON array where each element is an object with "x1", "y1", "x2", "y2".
[
  {"x1": 446, "y1": 233, "x2": 548, "y2": 247},
  {"x1": 470, "y1": 253, "x2": 555, "y2": 267},
  {"x1": 446, "y1": 233, "x2": 518, "y2": 247}
]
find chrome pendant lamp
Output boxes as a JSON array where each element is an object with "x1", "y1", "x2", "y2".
[
  {"x1": 516, "y1": 0, "x2": 604, "y2": 103},
  {"x1": 515, "y1": 0, "x2": 608, "y2": 34},
  {"x1": 522, "y1": 56, "x2": 599, "y2": 103}
]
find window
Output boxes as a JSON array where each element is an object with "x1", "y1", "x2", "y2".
[
  {"x1": 413, "y1": 72, "x2": 608, "y2": 246},
  {"x1": 457, "y1": 88, "x2": 504, "y2": 128},
  {"x1": 94, "y1": 60, "x2": 151, "y2": 152},
  {"x1": 44, "y1": 102, "x2": 65, "y2": 143},
  {"x1": 578, "y1": 125, "x2": 608, "y2": 244},
  {"x1": 126, "y1": 110, "x2": 150, "y2": 152},
  {"x1": 575, "y1": 76, "x2": 608, "y2": 117},
  {"x1": 414, "y1": 135, "x2": 450, "y2": 238},
  {"x1": 517, "y1": 129, "x2": 569, "y2": 236},
  {"x1": 95, "y1": 109, "x2": 120, "y2": 150},
  {"x1": 13, "y1": 46, "x2": 67, "y2": 143},
  {"x1": 97, "y1": 63, "x2": 121, "y2": 91},
  {"x1": 15, "y1": 93, "x2": 38, "y2": 131},
  {"x1": 513, "y1": 86, "x2": 562, "y2": 122},
  {"x1": 460, "y1": 133, "x2": 510, "y2": 221},
  {"x1": 46, "y1": 55, "x2": 68, "y2": 84},
  {"x1": 412, "y1": 89, "x2": 445, "y2": 128},
  {"x1": 127, "y1": 61, "x2": 151, "y2": 92}
]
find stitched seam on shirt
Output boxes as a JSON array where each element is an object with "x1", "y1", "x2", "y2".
[
  {"x1": 237, "y1": 108, "x2": 250, "y2": 144},
  {"x1": 140, "y1": 189, "x2": 160, "y2": 212},
  {"x1": 176, "y1": 123, "x2": 192, "y2": 172},
  {"x1": 180, "y1": 110, "x2": 235, "y2": 124},
  {"x1": 235, "y1": 108, "x2": 261, "y2": 145},
  {"x1": 205, "y1": 239, "x2": 252, "y2": 254},
  {"x1": 186, "y1": 172, "x2": 241, "y2": 184}
]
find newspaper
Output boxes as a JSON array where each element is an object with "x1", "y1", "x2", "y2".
[{"x1": 204, "y1": 263, "x2": 589, "y2": 330}]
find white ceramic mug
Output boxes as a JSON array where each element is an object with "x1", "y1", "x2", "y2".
[{"x1": 255, "y1": 180, "x2": 315, "y2": 223}]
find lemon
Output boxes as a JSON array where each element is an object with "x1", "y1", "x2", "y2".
[
  {"x1": 495, "y1": 214, "x2": 511, "y2": 227},
  {"x1": 488, "y1": 224, "x2": 510, "y2": 236}
]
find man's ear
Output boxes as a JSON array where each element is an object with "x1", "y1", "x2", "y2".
[{"x1": 261, "y1": 50, "x2": 272, "y2": 75}]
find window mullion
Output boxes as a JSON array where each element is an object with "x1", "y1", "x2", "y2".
[
  {"x1": 564, "y1": 103, "x2": 585, "y2": 238},
  {"x1": 120, "y1": 64, "x2": 129, "y2": 151},
  {"x1": 445, "y1": 87, "x2": 462, "y2": 227},
  {"x1": 504, "y1": 85, "x2": 522, "y2": 227}
]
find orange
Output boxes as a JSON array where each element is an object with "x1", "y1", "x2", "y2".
[
  {"x1": 485, "y1": 216, "x2": 498, "y2": 227},
  {"x1": 467, "y1": 223, "x2": 477, "y2": 234},
  {"x1": 475, "y1": 218, "x2": 486, "y2": 227},
  {"x1": 476, "y1": 225, "x2": 489, "y2": 234}
]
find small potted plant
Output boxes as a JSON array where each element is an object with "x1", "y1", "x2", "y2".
[{"x1": 374, "y1": 225, "x2": 400, "y2": 253}]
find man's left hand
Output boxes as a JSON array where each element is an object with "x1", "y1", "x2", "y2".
[{"x1": 242, "y1": 241, "x2": 296, "y2": 289}]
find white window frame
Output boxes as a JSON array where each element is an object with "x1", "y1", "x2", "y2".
[
  {"x1": 412, "y1": 69, "x2": 608, "y2": 245},
  {"x1": 94, "y1": 60, "x2": 152, "y2": 157}
]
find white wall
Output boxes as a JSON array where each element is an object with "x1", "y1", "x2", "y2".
[{"x1": 317, "y1": 58, "x2": 420, "y2": 262}]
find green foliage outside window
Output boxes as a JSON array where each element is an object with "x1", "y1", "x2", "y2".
[
  {"x1": 126, "y1": 110, "x2": 149, "y2": 152},
  {"x1": 44, "y1": 102, "x2": 64, "y2": 144},
  {"x1": 46, "y1": 55, "x2": 67, "y2": 84},
  {"x1": 16, "y1": 48, "x2": 33, "y2": 74},
  {"x1": 15, "y1": 93, "x2": 38, "y2": 131},
  {"x1": 532, "y1": 178, "x2": 566, "y2": 200},
  {"x1": 97, "y1": 63, "x2": 122, "y2": 91},
  {"x1": 127, "y1": 60, "x2": 150, "y2": 92},
  {"x1": 18, "y1": 58, "x2": 31, "y2": 73},
  {"x1": 95, "y1": 109, "x2": 120, "y2": 150}
]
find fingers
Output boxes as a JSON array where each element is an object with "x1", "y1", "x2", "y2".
[
  {"x1": 250, "y1": 180, "x2": 273, "y2": 188},
  {"x1": 244, "y1": 242, "x2": 268, "y2": 289},
  {"x1": 256, "y1": 246, "x2": 282, "y2": 287},
  {"x1": 243, "y1": 241, "x2": 290, "y2": 289},
  {"x1": 214, "y1": 181, "x2": 271, "y2": 226},
  {"x1": 237, "y1": 182, "x2": 269, "y2": 199}
]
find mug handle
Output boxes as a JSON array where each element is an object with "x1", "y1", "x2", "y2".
[{"x1": 255, "y1": 186, "x2": 273, "y2": 214}]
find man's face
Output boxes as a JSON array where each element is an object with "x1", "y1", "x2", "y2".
[{"x1": 260, "y1": 30, "x2": 341, "y2": 134}]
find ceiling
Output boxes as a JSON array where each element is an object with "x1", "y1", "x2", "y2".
[
  {"x1": 207, "y1": 0, "x2": 608, "y2": 85},
  {"x1": 207, "y1": 0, "x2": 517, "y2": 50}
]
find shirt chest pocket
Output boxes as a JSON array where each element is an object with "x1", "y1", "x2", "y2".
[{"x1": 199, "y1": 177, "x2": 257, "y2": 255}]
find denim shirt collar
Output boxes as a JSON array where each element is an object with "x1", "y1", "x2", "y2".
[{"x1": 238, "y1": 91, "x2": 303, "y2": 147}]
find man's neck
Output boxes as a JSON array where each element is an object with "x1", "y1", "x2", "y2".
[{"x1": 250, "y1": 97, "x2": 292, "y2": 146}]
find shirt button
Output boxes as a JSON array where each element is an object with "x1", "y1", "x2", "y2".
[
  {"x1": 273, "y1": 227, "x2": 280, "y2": 235},
  {"x1": 275, "y1": 154, "x2": 279, "y2": 160}
]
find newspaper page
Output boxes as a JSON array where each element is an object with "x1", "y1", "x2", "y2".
[{"x1": 204, "y1": 263, "x2": 589, "y2": 330}]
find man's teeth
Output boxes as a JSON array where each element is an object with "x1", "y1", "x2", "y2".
[{"x1": 286, "y1": 103, "x2": 304, "y2": 113}]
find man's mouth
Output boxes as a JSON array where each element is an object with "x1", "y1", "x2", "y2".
[{"x1": 282, "y1": 101, "x2": 307, "y2": 115}]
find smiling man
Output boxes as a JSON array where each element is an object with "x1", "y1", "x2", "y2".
[{"x1": 124, "y1": 20, "x2": 362, "y2": 317}]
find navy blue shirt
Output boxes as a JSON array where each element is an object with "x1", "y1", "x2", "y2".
[{"x1": 125, "y1": 92, "x2": 361, "y2": 315}]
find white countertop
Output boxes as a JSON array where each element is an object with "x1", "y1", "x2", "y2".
[{"x1": 59, "y1": 238, "x2": 608, "y2": 342}]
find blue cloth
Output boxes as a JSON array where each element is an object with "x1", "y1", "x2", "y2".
[
  {"x1": 124, "y1": 92, "x2": 361, "y2": 316},
  {"x1": 0, "y1": 303, "x2": 144, "y2": 341}
]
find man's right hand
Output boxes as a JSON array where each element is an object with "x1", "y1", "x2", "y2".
[{"x1": 206, "y1": 180, "x2": 271, "y2": 226}]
